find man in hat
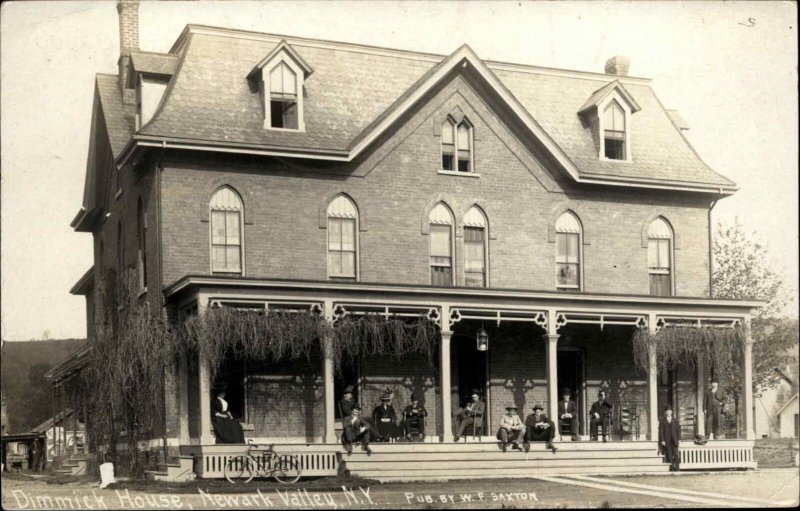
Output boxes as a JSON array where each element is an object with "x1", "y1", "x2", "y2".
[
  {"x1": 403, "y1": 393, "x2": 427, "y2": 441},
  {"x1": 454, "y1": 389, "x2": 485, "y2": 441},
  {"x1": 659, "y1": 406, "x2": 681, "y2": 471},
  {"x1": 557, "y1": 388, "x2": 579, "y2": 441},
  {"x1": 341, "y1": 405, "x2": 372, "y2": 455},
  {"x1": 589, "y1": 390, "x2": 613, "y2": 442},
  {"x1": 339, "y1": 385, "x2": 356, "y2": 419},
  {"x1": 523, "y1": 404, "x2": 557, "y2": 453},
  {"x1": 703, "y1": 379, "x2": 725, "y2": 440},
  {"x1": 497, "y1": 405, "x2": 524, "y2": 451},
  {"x1": 372, "y1": 391, "x2": 398, "y2": 442}
]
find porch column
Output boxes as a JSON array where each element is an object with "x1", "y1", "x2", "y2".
[
  {"x1": 543, "y1": 334, "x2": 560, "y2": 422},
  {"x1": 440, "y1": 329, "x2": 453, "y2": 441},
  {"x1": 198, "y1": 353, "x2": 215, "y2": 445},
  {"x1": 322, "y1": 334, "x2": 336, "y2": 444},
  {"x1": 178, "y1": 353, "x2": 190, "y2": 444},
  {"x1": 647, "y1": 314, "x2": 659, "y2": 441},
  {"x1": 742, "y1": 321, "x2": 755, "y2": 440},
  {"x1": 695, "y1": 356, "x2": 706, "y2": 437}
]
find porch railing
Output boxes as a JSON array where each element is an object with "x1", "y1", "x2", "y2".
[
  {"x1": 181, "y1": 444, "x2": 340, "y2": 479},
  {"x1": 679, "y1": 440, "x2": 756, "y2": 469}
]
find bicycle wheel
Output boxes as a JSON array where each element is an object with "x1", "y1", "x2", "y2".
[
  {"x1": 224, "y1": 455, "x2": 256, "y2": 484},
  {"x1": 272, "y1": 454, "x2": 301, "y2": 484}
]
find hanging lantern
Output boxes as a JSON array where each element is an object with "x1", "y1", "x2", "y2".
[{"x1": 476, "y1": 327, "x2": 489, "y2": 351}]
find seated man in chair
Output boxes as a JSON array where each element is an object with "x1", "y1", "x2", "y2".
[
  {"x1": 557, "y1": 388, "x2": 580, "y2": 441},
  {"x1": 589, "y1": 390, "x2": 613, "y2": 442},
  {"x1": 403, "y1": 393, "x2": 427, "y2": 441},
  {"x1": 454, "y1": 390, "x2": 485, "y2": 442}
]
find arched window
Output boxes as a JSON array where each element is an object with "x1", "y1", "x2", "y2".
[
  {"x1": 269, "y1": 62, "x2": 298, "y2": 129},
  {"x1": 648, "y1": 217, "x2": 673, "y2": 296},
  {"x1": 429, "y1": 203, "x2": 454, "y2": 286},
  {"x1": 555, "y1": 211, "x2": 582, "y2": 290},
  {"x1": 117, "y1": 220, "x2": 124, "y2": 272},
  {"x1": 210, "y1": 187, "x2": 243, "y2": 274},
  {"x1": 440, "y1": 119, "x2": 473, "y2": 172},
  {"x1": 463, "y1": 206, "x2": 487, "y2": 287},
  {"x1": 441, "y1": 119, "x2": 455, "y2": 170},
  {"x1": 327, "y1": 195, "x2": 358, "y2": 279},
  {"x1": 137, "y1": 198, "x2": 147, "y2": 290},
  {"x1": 603, "y1": 100, "x2": 626, "y2": 160}
]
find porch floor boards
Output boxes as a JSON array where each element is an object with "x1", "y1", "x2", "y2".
[{"x1": 341, "y1": 440, "x2": 669, "y2": 481}]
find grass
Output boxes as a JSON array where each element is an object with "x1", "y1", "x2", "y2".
[{"x1": 753, "y1": 437, "x2": 797, "y2": 467}]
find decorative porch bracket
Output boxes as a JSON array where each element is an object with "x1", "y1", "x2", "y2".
[
  {"x1": 553, "y1": 312, "x2": 648, "y2": 332},
  {"x1": 207, "y1": 298, "x2": 325, "y2": 315},
  {"x1": 447, "y1": 307, "x2": 547, "y2": 329},
  {"x1": 330, "y1": 303, "x2": 442, "y2": 326}
]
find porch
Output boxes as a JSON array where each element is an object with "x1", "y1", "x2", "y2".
[{"x1": 165, "y1": 277, "x2": 761, "y2": 478}]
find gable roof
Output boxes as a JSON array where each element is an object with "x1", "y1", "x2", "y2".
[
  {"x1": 247, "y1": 39, "x2": 314, "y2": 79},
  {"x1": 776, "y1": 393, "x2": 798, "y2": 416},
  {"x1": 578, "y1": 80, "x2": 642, "y2": 114},
  {"x1": 94, "y1": 25, "x2": 736, "y2": 203}
]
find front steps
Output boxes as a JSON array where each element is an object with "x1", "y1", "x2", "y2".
[
  {"x1": 145, "y1": 456, "x2": 196, "y2": 483},
  {"x1": 53, "y1": 454, "x2": 92, "y2": 476},
  {"x1": 340, "y1": 441, "x2": 668, "y2": 482}
]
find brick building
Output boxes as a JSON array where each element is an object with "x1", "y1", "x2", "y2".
[{"x1": 62, "y1": 1, "x2": 762, "y2": 477}]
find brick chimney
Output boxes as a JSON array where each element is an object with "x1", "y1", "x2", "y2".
[
  {"x1": 117, "y1": 0, "x2": 139, "y2": 104},
  {"x1": 604, "y1": 56, "x2": 630, "y2": 77}
]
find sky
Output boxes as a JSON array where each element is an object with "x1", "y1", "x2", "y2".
[{"x1": 1, "y1": 1, "x2": 797, "y2": 341}]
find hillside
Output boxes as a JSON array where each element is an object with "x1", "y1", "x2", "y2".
[{"x1": 1, "y1": 338, "x2": 87, "y2": 434}]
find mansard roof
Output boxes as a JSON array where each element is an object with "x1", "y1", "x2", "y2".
[{"x1": 96, "y1": 25, "x2": 737, "y2": 194}]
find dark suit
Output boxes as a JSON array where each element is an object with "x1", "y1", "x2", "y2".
[
  {"x1": 523, "y1": 413, "x2": 555, "y2": 444},
  {"x1": 455, "y1": 400, "x2": 485, "y2": 438},
  {"x1": 704, "y1": 388, "x2": 725, "y2": 437},
  {"x1": 589, "y1": 399, "x2": 613, "y2": 440},
  {"x1": 342, "y1": 416, "x2": 371, "y2": 447},
  {"x1": 557, "y1": 399, "x2": 579, "y2": 437},
  {"x1": 659, "y1": 416, "x2": 681, "y2": 470},
  {"x1": 372, "y1": 404, "x2": 398, "y2": 441}
]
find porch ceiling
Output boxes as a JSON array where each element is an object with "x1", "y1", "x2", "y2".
[{"x1": 165, "y1": 275, "x2": 762, "y2": 318}]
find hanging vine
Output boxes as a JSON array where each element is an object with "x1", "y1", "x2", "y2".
[
  {"x1": 330, "y1": 314, "x2": 438, "y2": 370},
  {"x1": 632, "y1": 326, "x2": 743, "y2": 381}
]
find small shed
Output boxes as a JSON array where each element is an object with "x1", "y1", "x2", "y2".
[
  {"x1": 1, "y1": 432, "x2": 45, "y2": 471},
  {"x1": 776, "y1": 394, "x2": 799, "y2": 438}
]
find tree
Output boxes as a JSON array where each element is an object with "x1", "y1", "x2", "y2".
[{"x1": 713, "y1": 217, "x2": 798, "y2": 396}]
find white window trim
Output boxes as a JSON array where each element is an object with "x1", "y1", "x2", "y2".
[
  {"x1": 598, "y1": 91, "x2": 633, "y2": 163},
  {"x1": 647, "y1": 237, "x2": 675, "y2": 296},
  {"x1": 262, "y1": 55, "x2": 306, "y2": 132},
  {"x1": 326, "y1": 217, "x2": 360, "y2": 281},
  {"x1": 555, "y1": 231, "x2": 583, "y2": 291},
  {"x1": 208, "y1": 193, "x2": 245, "y2": 277},
  {"x1": 439, "y1": 118, "x2": 475, "y2": 173}
]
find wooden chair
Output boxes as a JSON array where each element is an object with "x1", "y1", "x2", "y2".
[
  {"x1": 679, "y1": 406, "x2": 695, "y2": 440},
  {"x1": 617, "y1": 405, "x2": 639, "y2": 441},
  {"x1": 455, "y1": 409, "x2": 484, "y2": 440}
]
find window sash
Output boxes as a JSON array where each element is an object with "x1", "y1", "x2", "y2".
[
  {"x1": 650, "y1": 274, "x2": 672, "y2": 297},
  {"x1": 211, "y1": 209, "x2": 242, "y2": 273},
  {"x1": 556, "y1": 263, "x2": 579, "y2": 287},
  {"x1": 270, "y1": 62, "x2": 296, "y2": 96},
  {"x1": 430, "y1": 225, "x2": 452, "y2": 259},
  {"x1": 328, "y1": 218, "x2": 357, "y2": 278},
  {"x1": 464, "y1": 227, "x2": 485, "y2": 285},
  {"x1": 648, "y1": 239, "x2": 671, "y2": 271},
  {"x1": 431, "y1": 266, "x2": 452, "y2": 287},
  {"x1": 604, "y1": 129, "x2": 626, "y2": 141},
  {"x1": 556, "y1": 233, "x2": 579, "y2": 264}
]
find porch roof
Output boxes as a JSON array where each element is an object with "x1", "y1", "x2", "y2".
[{"x1": 165, "y1": 275, "x2": 763, "y2": 316}]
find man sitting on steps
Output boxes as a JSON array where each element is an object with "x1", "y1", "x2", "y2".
[
  {"x1": 341, "y1": 405, "x2": 372, "y2": 456},
  {"x1": 523, "y1": 403, "x2": 558, "y2": 453}
]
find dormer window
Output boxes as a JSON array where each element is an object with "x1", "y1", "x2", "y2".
[
  {"x1": 249, "y1": 40, "x2": 313, "y2": 132},
  {"x1": 269, "y1": 62, "x2": 298, "y2": 129},
  {"x1": 440, "y1": 118, "x2": 473, "y2": 172},
  {"x1": 135, "y1": 74, "x2": 169, "y2": 130},
  {"x1": 578, "y1": 80, "x2": 640, "y2": 163},
  {"x1": 603, "y1": 100, "x2": 626, "y2": 160}
]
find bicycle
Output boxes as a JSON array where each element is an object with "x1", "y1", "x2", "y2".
[{"x1": 224, "y1": 440, "x2": 302, "y2": 484}]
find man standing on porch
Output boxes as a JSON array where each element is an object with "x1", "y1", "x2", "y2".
[
  {"x1": 704, "y1": 379, "x2": 725, "y2": 440},
  {"x1": 558, "y1": 388, "x2": 579, "y2": 441},
  {"x1": 659, "y1": 406, "x2": 681, "y2": 471},
  {"x1": 589, "y1": 390, "x2": 613, "y2": 442},
  {"x1": 454, "y1": 390, "x2": 485, "y2": 442}
]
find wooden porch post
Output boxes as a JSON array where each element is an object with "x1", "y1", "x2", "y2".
[
  {"x1": 322, "y1": 301, "x2": 336, "y2": 444},
  {"x1": 742, "y1": 319, "x2": 755, "y2": 440},
  {"x1": 647, "y1": 313, "x2": 659, "y2": 441},
  {"x1": 440, "y1": 306, "x2": 453, "y2": 442},
  {"x1": 543, "y1": 334, "x2": 560, "y2": 423},
  {"x1": 198, "y1": 354, "x2": 215, "y2": 444},
  {"x1": 696, "y1": 356, "x2": 706, "y2": 437}
]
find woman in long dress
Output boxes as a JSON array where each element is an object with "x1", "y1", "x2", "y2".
[{"x1": 212, "y1": 384, "x2": 245, "y2": 444}]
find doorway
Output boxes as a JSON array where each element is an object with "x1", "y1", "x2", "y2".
[
  {"x1": 454, "y1": 333, "x2": 488, "y2": 419},
  {"x1": 557, "y1": 347, "x2": 586, "y2": 435}
]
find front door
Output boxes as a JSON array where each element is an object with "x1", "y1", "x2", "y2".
[{"x1": 557, "y1": 348, "x2": 586, "y2": 435}]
